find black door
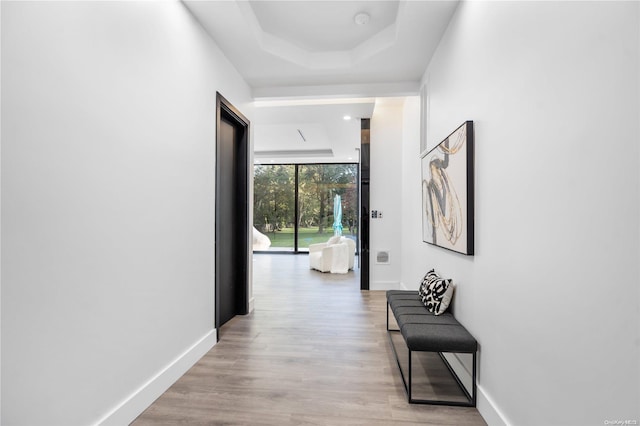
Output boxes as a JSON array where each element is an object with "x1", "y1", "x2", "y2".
[{"x1": 216, "y1": 93, "x2": 249, "y2": 331}]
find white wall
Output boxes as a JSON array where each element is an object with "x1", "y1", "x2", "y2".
[
  {"x1": 637, "y1": 4, "x2": 640, "y2": 416},
  {"x1": 0, "y1": 4, "x2": 3, "y2": 422},
  {"x1": 1, "y1": 2, "x2": 252, "y2": 425},
  {"x1": 369, "y1": 99, "x2": 405, "y2": 289},
  {"x1": 400, "y1": 1, "x2": 639, "y2": 425}
]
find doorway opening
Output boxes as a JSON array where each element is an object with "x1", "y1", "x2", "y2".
[{"x1": 215, "y1": 93, "x2": 249, "y2": 334}]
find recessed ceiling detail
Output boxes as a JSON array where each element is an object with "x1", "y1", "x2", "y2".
[
  {"x1": 183, "y1": 0, "x2": 460, "y2": 95},
  {"x1": 238, "y1": 1, "x2": 402, "y2": 70}
]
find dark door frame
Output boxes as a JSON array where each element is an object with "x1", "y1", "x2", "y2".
[
  {"x1": 215, "y1": 92, "x2": 250, "y2": 334},
  {"x1": 360, "y1": 119, "x2": 370, "y2": 290}
]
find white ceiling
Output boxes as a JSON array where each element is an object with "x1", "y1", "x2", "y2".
[
  {"x1": 183, "y1": 0, "x2": 459, "y2": 162},
  {"x1": 252, "y1": 98, "x2": 375, "y2": 163}
]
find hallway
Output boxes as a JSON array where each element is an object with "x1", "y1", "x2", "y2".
[{"x1": 133, "y1": 255, "x2": 485, "y2": 425}]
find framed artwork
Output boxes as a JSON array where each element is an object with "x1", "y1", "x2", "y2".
[{"x1": 421, "y1": 121, "x2": 474, "y2": 255}]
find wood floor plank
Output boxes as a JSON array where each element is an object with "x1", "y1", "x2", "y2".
[{"x1": 133, "y1": 255, "x2": 486, "y2": 425}]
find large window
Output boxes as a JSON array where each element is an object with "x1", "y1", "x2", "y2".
[
  {"x1": 253, "y1": 164, "x2": 296, "y2": 250},
  {"x1": 253, "y1": 163, "x2": 358, "y2": 252}
]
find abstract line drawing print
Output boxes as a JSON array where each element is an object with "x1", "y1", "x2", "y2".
[{"x1": 421, "y1": 121, "x2": 473, "y2": 255}]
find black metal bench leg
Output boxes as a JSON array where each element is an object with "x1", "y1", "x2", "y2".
[
  {"x1": 472, "y1": 351, "x2": 477, "y2": 406},
  {"x1": 386, "y1": 302, "x2": 389, "y2": 331},
  {"x1": 386, "y1": 302, "x2": 400, "y2": 332},
  {"x1": 408, "y1": 349, "x2": 413, "y2": 402}
]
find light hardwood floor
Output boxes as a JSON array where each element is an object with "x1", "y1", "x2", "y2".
[{"x1": 133, "y1": 254, "x2": 486, "y2": 425}]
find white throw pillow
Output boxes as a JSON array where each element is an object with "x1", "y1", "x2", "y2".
[{"x1": 424, "y1": 278, "x2": 454, "y2": 315}]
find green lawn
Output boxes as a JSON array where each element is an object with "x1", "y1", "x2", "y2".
[{"x1": 263, "y1": 227, "x2": 354, "y2": 249}]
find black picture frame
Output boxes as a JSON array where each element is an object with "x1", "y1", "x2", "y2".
[{"x1": 421, "y1": 121, "x2": 474, "y2": 255}]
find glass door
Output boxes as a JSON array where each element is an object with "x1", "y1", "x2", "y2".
[
  {"x1": 297, "y1": 164, "x2": 358, "y2": 251},
  {"x1": 253, "y1": 164, "x2": 295, "y2": 251},
  {"x1": 253, "y1": 163, "x2": 358, "y2": 253}
]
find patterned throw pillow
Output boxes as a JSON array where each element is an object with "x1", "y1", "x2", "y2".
[
  {"x1": 424, "y1": 277, "x2": 454, "y2": 315},
  {"x1": 418, "y1": 269, "x2": 439, "y2": 301}
]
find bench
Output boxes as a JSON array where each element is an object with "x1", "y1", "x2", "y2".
[{"x1": 386, "y1": 290, "x2": 477, "y2": 406}]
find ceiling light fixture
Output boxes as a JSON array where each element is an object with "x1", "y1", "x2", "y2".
[
  {"x1": 343, "y1": 115, "x2": 352, "y2": 121},
  {"x1": 354, "y1": 12, "x2": 370, "y2": 26}
]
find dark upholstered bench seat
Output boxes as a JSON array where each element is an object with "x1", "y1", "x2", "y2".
[
  {"x1": 386, "y1": 290, "x2": 477, "y2": 406},
  {"x1": 387, "y1": 290, "x2": 477, "y2": 352},
  {"x1": 402, "y1": 324, "x2": 477, "y2": 352}
]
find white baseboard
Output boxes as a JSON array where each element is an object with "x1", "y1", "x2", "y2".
[
  {"x1": 248, "y1": 297, "x2": 255, "y2": 314},
  {"x1": 442, "y1": 353, "x2": 510, "y2": 426},
  {"x1": 370, "y1": 280, "x2": 401, "y2": 290},
  {"x1": 96, "y1": 329, "x2": 217, "y2": 426},
  {"x1": 477, "y1": 384, "x2": 511, "y2": 426}
]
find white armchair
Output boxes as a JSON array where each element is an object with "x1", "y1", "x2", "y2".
[
  {"x1": 252, "y1": 227, "x2": 271, "y2": 251},
  {"x1": 308, "y1": 236, "x2": 356, "y2": 274}
]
